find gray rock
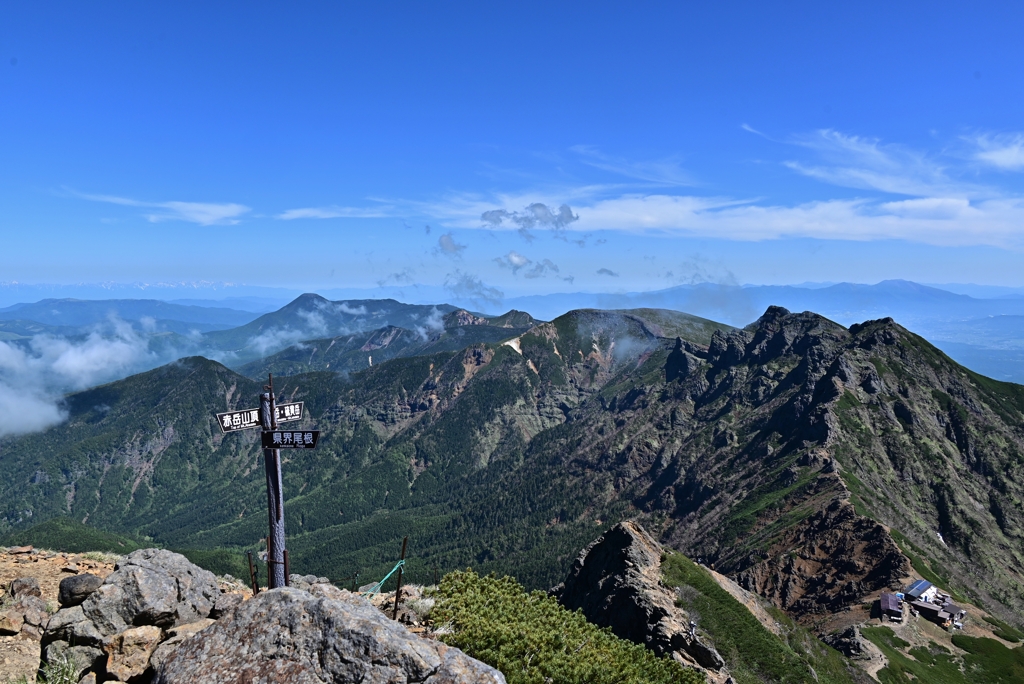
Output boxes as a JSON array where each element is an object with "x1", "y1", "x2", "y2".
[
  {"x1": 821, "y1": 625, "x2": 870, "y2": 660},
  {"x1": 81, "y1": 584, "x2": 131, "y2": 635},
  {"x1": 7, "y1": 576, "x2": 41, "y2": 598},
  {"x1": 149, "y1": 635, "x2": 188, "y2": 673},
  {"x1": 288, "y1": 574, "x2": 332, "y2": 592},
  {"x1": 154, "y1": 587, "x2": 505, "y2": 684},
  {"x1": 554, "y1": 521, "x2": 726, "y2": 672},
  {"x1": 59, "y1": 573, "x2": 104, "y2": 607},
  {"x1": 14, "y1": 595, "x2": 48, "y2": 627},
  {"x1": 43, "y1": 640, "x2": 105, "y2": 680},
  {"x1": 209, "y1": 592, "x2": 243, "y2": 619},
  {"x1": 43, "y1": 604, "x2": 86, "y2": 637},
  {"x1": 41, "y1": 548, "x2": 224, "y2": 681},
  {"x1": 84, "y1": 549, "x2": 220, "y2": 630},
  {"x1": 43, "y1": 605, "x2": 106, "y2": 648}
]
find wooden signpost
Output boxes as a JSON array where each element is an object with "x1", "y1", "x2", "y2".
[{"x1": 214, "y1": 375, "x2": 317, "y2": 589}]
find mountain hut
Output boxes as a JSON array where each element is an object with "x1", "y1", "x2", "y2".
[
  {"x1": 905, "y1": 579, "x2": 936, "y2": 601},
  {"x1": 911, "y1": 600, "x2": 951, "y2": 627},
  {"x1": 879, "y1": 593, "x2": 903, "y2": 621}
]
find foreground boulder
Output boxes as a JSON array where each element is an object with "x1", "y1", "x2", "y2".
[
  {"x1": 552, "y1": 521, "x2": 726, "y2": 673},
  {"x1": 155, "y1": 585, "x2": 505, "y2": 684},
  {"x1": 42, "y1": 548, "x2": 222, "y2": 680},
  {"x1": 58, "y1": 573, "x2": 105, "y2": 608}
]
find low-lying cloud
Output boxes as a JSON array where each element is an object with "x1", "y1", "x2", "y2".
[
  {"x1": 444, "y1": 271, "x2": 504, "y2": 311},
  {"x1": 495, "y1": 251, "x2": 560, "y2": 279},
  {"x1": 0, "y1": 320, "x2": 159, "y2": 437},
  {"x1": 246, "y1": 301, "x2": 369, "y2": 356},
  {"x1": 411, "y1": 307, "x2": 446, "y2": 341}
]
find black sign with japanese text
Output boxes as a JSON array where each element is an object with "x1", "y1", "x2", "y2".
[
  {"x1": 215, "y1": 402, "x2": 304, "y2": 433},
  {"x1": 261, "y1": 430, "x2": 320, "y2": 449}
]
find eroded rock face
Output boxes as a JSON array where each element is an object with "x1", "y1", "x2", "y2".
[
  {"x1": 733, "y1": 496, "x2": 908, "y2": 615},
  {"x1": 155, "y1": 587, "x2": 505, "y2": 684},
  {"x1": 553, "y1": 521, "x2": 725, "y2": 673}
]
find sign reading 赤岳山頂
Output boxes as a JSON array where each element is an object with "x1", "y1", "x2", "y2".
[
  {"x1": 215, "y1": 402, "x2": 304, "y2": 433},
  {"x1": 261, "y1": 430, "x2": 320, "y2": 449}
]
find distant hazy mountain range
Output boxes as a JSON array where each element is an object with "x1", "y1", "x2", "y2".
[{"x1": 3, "y1": 280, "x2": 1024, "y2": 382}]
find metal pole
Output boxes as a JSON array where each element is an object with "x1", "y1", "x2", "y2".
[
  {"x1": 261, "y1": 374, "x2": 287, "y2": 589},
  {"x1": 393, "y1": 536, "x2": 408, "y2": 621}
]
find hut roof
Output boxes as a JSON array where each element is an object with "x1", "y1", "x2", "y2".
[
  {"x1": 880, "y1": 593, "x2": 901, "y2": 613},
  {"x1": 906, "y1": 579, "x2": 933, "y2": 599}
]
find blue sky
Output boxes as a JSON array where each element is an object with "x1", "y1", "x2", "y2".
[{"x1": 3, "y1": 2, "x2": 1024, "y2": 301}]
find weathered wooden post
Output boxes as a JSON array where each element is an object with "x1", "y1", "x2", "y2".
[
  {"x1": 260, "y1": 374, "x2": 287, "y2": 589},
  {"x1": 247, "y1": 551, "x2": 260, "y2": 596},
  {"x1": 214, "y1": 383, "x2": 316, "y2": 591}
]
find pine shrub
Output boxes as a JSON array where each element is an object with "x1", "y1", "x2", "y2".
[{"x1": 432, "y1": 570, "x2": 704, "y2": 684}]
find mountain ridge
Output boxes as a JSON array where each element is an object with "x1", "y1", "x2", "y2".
[{"x1": 0, "y1": 305, "x2": 1021, "y2": 635}]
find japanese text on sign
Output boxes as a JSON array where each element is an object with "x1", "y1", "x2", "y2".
[
  {"x1": 261, "y1": 430, "x2": 320, "y2": 449},
  {"x1": 215, "y1": 402, "x2": 304, "y2": 433}
]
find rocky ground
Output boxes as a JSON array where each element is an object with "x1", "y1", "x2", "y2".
[
  {"x1": 0, "y1": 546, "x2": 251, "y2": 684},
  {"x1": 2, "y1": 546, "x2": 499, "y2": 684},
  {"x1": 1, "y1": 546, "x2": 117, "y2": 684}
]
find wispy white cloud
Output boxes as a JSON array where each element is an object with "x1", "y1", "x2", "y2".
[
  {"x1": 783, "y1": 129, "x2": 981, "y2": 198},
  {"x1": 569, "y1": 145, "x2": 696, "y2": 186},
  {"x1": 276, "y1": 204, "x2": 398, "y2": 220},
  {"x1": 971, "y1": 133, "x2": 1024, "y2": 171},
  {"x1": 264, "y1": 135, "x2": 1024, "y2": 249},
  {"x1": 67, "y1": 189, "x2": 250, "y2": 225}
]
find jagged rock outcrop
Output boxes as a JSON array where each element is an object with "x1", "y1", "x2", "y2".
[
  {"x1": 155, "y1": 585, "x2": 505, "y2": 684},
  {"x1": 820, "y1": 626, "x2": 871, "y2": 661},
  {"x1": 553, "y1": 521, "x2": 726, "y2": 674}
]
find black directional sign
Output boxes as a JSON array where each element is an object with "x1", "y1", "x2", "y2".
[
  {"x1": 216, "y1": 408, "x2": 261, "y2": 432},
  {"x1": 262, "y1": 430, "x2": 320, "y2": 449},
  {"x1": 215, "y1": 402, "x2": 304, "y2": 433}
]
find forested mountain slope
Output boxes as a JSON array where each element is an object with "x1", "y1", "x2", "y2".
[{"x1": 1, "y1": 306, "x2": 1021, "y2": 631}]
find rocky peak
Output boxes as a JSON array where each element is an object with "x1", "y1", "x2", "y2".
[
  {"x1": 552, "y1": 521, "x2": 727, "y2": 675},
  {"x1": 444, "y1": 309, "x2": 489, "y2": 328}
]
